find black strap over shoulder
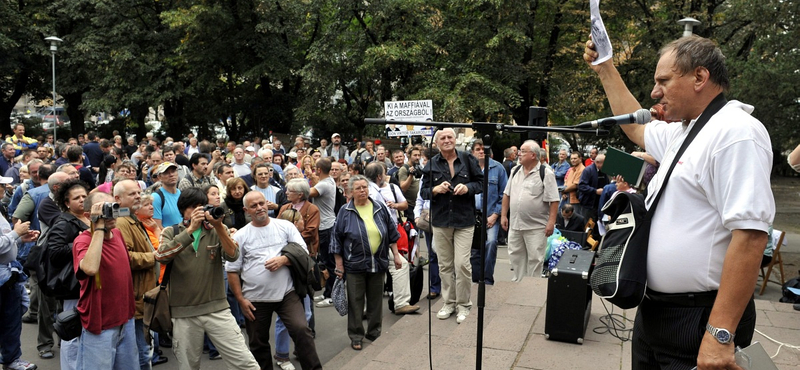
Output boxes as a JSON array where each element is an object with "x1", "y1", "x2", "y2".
[
  {"x1": 647, "y1": 93, "x2": 727, "y2": 219},
  {"x1": 159, "y1": 224, "x2": 180, "y2": 287}
]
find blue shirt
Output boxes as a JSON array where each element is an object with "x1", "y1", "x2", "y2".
[
  {"x1": 552, "y1": 161, "x2": 570, "y2": 187},
  {"x1": 153, "y1": 188, "x2": 183, "y2": 227},
  {"x1": 474, "y1": 159, "x2": 508, "y2": 217}
]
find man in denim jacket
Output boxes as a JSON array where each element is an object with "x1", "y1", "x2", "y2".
[{"x1": 468, "y1": 139, "x2": 507, "y2": 285}]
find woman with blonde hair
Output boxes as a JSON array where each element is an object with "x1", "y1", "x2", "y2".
[{"x1": 221, "y1": 177, "x2": 251, "y2": 229}]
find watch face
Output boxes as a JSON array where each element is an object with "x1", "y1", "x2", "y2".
[{"x1": 717, "y1": 330, "x2": 731, "y2": 343}]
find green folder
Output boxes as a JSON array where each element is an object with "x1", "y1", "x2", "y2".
[{"x1": 603, "y1": 147, "x2": 646, "y2": 187}]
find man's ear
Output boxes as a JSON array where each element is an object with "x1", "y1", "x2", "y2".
[{"x1": 693, "y1": 66, "x2": 711, "y2": 92}]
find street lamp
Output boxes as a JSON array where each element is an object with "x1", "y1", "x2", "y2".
[
  {"x1": 678, "y1": 17, "x2": 701, "y2": 38},
  {"x1": 45, "y1": 36, "x2": 63, "y2": 144}
]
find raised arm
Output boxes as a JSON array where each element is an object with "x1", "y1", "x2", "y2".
[{"x1": 583, "y1": 38, "x2": 647, "y2": 149}]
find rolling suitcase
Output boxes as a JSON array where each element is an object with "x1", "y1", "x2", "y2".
[{"x1": 545, "y1": 249, "x2": 594, "y2": 344}]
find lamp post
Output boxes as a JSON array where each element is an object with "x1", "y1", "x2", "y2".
[
  {"x1": 678, "y1": 17, "x2": 701, "y2": 37},
  {"x1": 45, "y1": 36, "x2": 63, "y2": 144}
]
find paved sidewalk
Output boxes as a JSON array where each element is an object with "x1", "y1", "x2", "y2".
[{"x1": 326, "y1": 278, "x2": 800, "y2": 370}]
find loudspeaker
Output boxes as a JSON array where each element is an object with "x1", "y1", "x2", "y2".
[
  {"x1": 527, "y1": 106, "x2": 548, "y2": 144},
  {"x1": 545, "y1": 249, "x2": 594, "y2": 344}
]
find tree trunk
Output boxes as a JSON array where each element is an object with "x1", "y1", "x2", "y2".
[
  {"x1": 0, "y1": 67, "x2": 32, "y2": 137},
  {"x1": 64, "y1": 92, "x2": 86, "y2": 139}
]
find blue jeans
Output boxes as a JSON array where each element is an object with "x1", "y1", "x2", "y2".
[
  {"x1": 274, "y1": 294, "x2": 312, "y2": 360},
  {"x1": 424, "y1": 230, "x2": 440, "y2": 294},
  {"x1": 61, "y1": 299, "x2": 80, "y2": 370},
  {"x1": 77, "y1": 317, "x2": 138, "y2": 370},
  {"x1": 0, "y1": 282, "x2": 25, "y2": 366},
  {"x1": 470, "y1": 223, "x2": 499, "y2": 285},
  {"x1": 134, "y1": 319, "x2": 152, "y2": 370},
  {"x1": 224, "y1": 271, "x2": 244, "y2": 327}
]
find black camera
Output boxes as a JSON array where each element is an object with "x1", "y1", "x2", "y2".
[
  {"x1": 412, "y1": 164, "x2": 424, "y2": 178},
  {"x1": 203, "y1": 205, "x2": 225, "y2": 220},
  {"x1": 101, "y1": 202, "x2": 130, "y2": 219}
]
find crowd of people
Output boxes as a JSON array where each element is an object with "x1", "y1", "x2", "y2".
[
  {"x1": 1, "y1": 33, "x2": 798, "y2": 370},
  {"x1": 0, "y1": 117, "x2": 626, "y2": 370}
]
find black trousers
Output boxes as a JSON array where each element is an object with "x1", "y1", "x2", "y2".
[
  {"x1": 245, "y1": 294, "x2": 322, "y2": 370},
  {"x1": 318, "y1": 228, "x2": 335, "y2": 298},
  {"x1": 632, "y1": 296, "x2": 756, "y2": 370}
]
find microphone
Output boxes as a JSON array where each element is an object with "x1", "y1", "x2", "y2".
[{"x1": 575, "y1": 109, "x2": 651, "y2": 129}]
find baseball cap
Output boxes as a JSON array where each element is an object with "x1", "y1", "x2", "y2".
[
  {"x1": 331, "y1": 133, "x2": 341, "y2": 139},
  {"x1": 245, "y1": 146, "x2": 255, "y2": 152},
  {"x1": 0, "y1": 177, "x2": 13, "y2": 184},
  {"x1": 154, "y1": 162, "x2": 178, "y2": 176},
  {"x1": 286, "y1": 152, "x2": 298, "y2": 159}
]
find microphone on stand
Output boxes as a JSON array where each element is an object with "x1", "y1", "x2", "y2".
[{"x1": 575, "y1": 109, "x2": 651, "y2": 129}]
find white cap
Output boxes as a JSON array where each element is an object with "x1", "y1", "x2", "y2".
[
  {"x1": 245, "y1": 146, "x2": 255, "y2": 152},
  {"x1": 0, "y1": 177, "x2": 12, "y2": 184}
]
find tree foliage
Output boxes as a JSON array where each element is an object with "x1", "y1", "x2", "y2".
[{"x1": 1, "y1": 0, "x2": 797, "y2": 165}]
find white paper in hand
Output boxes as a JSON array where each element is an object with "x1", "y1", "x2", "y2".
[{"x1": 590, "y1": 0, "x2": 613, "y2": 65}]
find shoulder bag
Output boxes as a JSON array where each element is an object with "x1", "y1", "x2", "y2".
[{"x1": 590, "y1": 93, "x2": 727, "y2": 309}]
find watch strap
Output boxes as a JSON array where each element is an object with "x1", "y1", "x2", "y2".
[{"x1": 706, "y1": 323, "x2": 735, "y2": 344}]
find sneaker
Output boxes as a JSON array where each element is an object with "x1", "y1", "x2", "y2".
[
  {"x1": 37, "y1": 350, "x2": 53, "y2": 359},
  {"x1": 209, "y1": 354, "x2": 222, "y2": 360},
  {"x1": 276, "y1": 360, "x2": 296, "y2": 370},
  {"x1": 456, "y1": 309, "x2": 470, "y2": 324},
  {"x1": 437, "y1": 304, "x2": 455, "y2": 320},
  {"x1": 315, "y1": 298, "x2": 333, "y2": 308},
  {"x1": 394, "y1": 305, "x2": 420, "y2": 315},
  {"x1": 313, "y1": 295, "x2": 325, "y2": 302},
  {"x1": 21, "y1": 315, "x2": 37, "y2": 324},
  {"x1": 2, "y1": 359, "x2": 37, "y2": 370}
]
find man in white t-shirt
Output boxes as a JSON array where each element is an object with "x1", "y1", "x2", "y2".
[
  {"x1": 585, "y1": 36, "x2": 774, "y2": 369},
  {"x1": 364, "y1": 162, "x2": 419, "y2": 315},
  {"x1": 227, "y1": 192, "x2": 321, "y2": 370},
  {"x1": 231, "y1": 147, "x2": 251, "y2": 177}
]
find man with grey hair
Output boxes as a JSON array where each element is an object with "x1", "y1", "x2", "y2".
[
  {"x1": 421, "y1": 128, "x2": 483, "y2": 324},
  {"x1": 585, "y1": 35, "x2": 774, "y2": 368},
  {"x1": 374, "y1": 145, "x2": 392, "y2": 168},
  {"x1": 501, "y1": 140, "x2": 559, "y2": 281},
  {"x1": 114, "y1": 179, "x2": 160, "y2": 369},
  {"x1": 363, "y1": 162, "x2": 419, "y2": 315},
  {"x1": 551, "y1": 149, "x2": 570, "y2": 190}
]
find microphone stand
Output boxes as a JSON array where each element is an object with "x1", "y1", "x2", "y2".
[{"x1": 365, "y1": 118, "x2": 608, "y2": 370}]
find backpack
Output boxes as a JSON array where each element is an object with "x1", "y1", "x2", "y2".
[
  {"x1": 509, "y1": 163, "x2": 545, "y2": 183},
  {"x1": 25, "y1": 218, "x2": 81, "y2": 299},
  {"x1": 780, "y1": 276, "x2": 800, "y2": 304},
  {"x1": 589, "y1": 191, "x2": 649, "y2": 309}
]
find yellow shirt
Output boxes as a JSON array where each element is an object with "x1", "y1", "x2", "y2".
[{"x1": 355, "y1": 202, "x2": 381, "y2": 254}]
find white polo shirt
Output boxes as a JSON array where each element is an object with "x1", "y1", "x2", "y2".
[{"x1": 644, "y1": 100, "x2": 774, "y2": 293}]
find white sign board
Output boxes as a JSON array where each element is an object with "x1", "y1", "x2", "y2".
[{"x1": 384, "y1": 100, "x2": 433, "y2": 121}]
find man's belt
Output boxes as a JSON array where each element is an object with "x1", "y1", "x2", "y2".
[
  {"x1": 0, "y1": 271, "x2": 20, "y2": 290},
  {"x1": 645, "y1": 289, "x2": 718, "y2": 307}
]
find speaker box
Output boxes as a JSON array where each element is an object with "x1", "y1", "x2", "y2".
[{"x1": 545, "y1": 249, "x2": 594, "y2": 344}]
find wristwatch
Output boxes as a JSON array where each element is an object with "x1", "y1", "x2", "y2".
[{"x1": 706, "y1": 323, "x2": 735, "y2": 344}]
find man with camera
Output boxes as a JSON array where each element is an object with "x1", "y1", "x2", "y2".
[
  {"x1": 227, "y1": 191, "x2": 322, "y2": 370},
  {"x1": 72, "y1": 192, "x2": 137, "y2": 370},
  {"x1": 155, "y1": 188, "x2": 259, "y2": 370},
  {"x1": 113, "y1": 179, "x2": 164, "y2": 368},
  {"x1": 396, "y1": 147, "x2": 421, "y2": 222}
]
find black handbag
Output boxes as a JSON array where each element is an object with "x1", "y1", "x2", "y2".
[
  {"x1": 590, "y1": 93, "x2": 728, "y2": 309},
  {"x1": 54, "y1": 307, "x2": 82, "y2": 341}
]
